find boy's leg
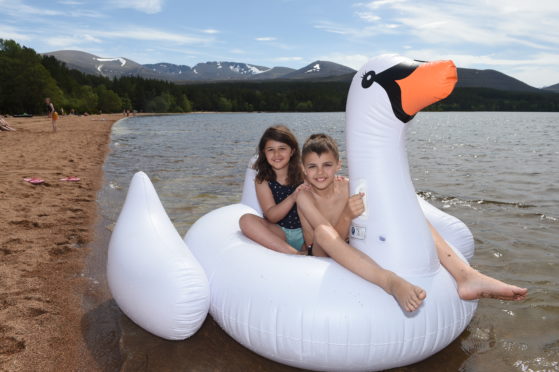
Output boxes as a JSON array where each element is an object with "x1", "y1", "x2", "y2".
[
  {"x1": 239, "y1": 214, "x2": 299, "y2": 254},
  {"x1": 429, "y1": 223, "x2": 527, "y2": 301},
  {"x1": 313, "y1": 224, "x2": 426, "y2": 312}
]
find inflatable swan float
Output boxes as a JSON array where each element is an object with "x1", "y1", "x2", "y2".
[{"x1": 107, "y1": 55, "x2": 477, "y2": 371}]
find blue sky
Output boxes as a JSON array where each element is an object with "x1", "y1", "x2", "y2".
[{"x1": 1, "y1": 0, "x2": 558, "y2": 87}]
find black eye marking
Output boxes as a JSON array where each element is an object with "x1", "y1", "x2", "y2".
[{"x1": 361, "y1": 71, "x2": 376, "y2": 88}]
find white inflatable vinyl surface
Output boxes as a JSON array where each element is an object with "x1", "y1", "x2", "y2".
[
  {"x1": 108, "y1": 54, "x2": 479, "y2": 371},
  {"x1": 107, "y1": 171, "x2": 210, "y2": 340}
]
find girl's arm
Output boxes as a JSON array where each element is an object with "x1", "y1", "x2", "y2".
[
  {"x1": 298, "y1": 204, "x2": 314, "y2": 253},
  {"x1": 255, "y1": 181, "x2": 299, "y2": 223}
]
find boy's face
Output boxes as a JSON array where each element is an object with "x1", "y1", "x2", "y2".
[{"x1": 302, "y1": 151, "x2": 341, "y2": 190}]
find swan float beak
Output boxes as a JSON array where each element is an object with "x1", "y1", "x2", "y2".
[
  {"x1": 358, "y1": 58, "x2": 457, "y2": 123},
  {"x1": 397, "y1": 60, "x2": 457, "y2": 117}
]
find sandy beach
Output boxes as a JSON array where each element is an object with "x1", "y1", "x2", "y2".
[{"x1": 0, "y1": 114, "x2": 121, "y2": 371}]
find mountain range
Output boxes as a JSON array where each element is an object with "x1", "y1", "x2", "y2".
[{"x1": 44, "y1": 50, "x2": 557, "y2": 93}]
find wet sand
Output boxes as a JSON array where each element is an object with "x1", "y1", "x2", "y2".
[{"x1": 0, "y1": 114, "x2": 122, "y2": 371}]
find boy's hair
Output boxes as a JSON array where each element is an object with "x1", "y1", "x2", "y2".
[
  {"x1": 302, "y1": 133, "x2": 340, "y2": 162},
  {"x1": 254, "y1": 125, "x2": 304, "y2": 185}
]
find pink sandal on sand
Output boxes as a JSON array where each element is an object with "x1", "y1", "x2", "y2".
[
  {"x1": 23, "y1": 177, "x2": 45, "y2": 185},
  {"x1": 60, "y1": 176, "x2": 81, "y2": 182}
]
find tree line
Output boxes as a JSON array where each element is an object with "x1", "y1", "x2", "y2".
[{"x1": 1, "y1": 39, "x2": 558, "y2": 116}]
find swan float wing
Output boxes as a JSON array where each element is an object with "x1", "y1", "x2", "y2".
[{"x1": 107, "y1": 171, "x2": 210, "y2": 340}]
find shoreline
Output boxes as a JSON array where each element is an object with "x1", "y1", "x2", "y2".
[{"x1": 0, "y1": 114, "x2": 123, "y2": 371}]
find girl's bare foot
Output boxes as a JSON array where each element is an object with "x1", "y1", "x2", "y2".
[
  {"x1": 457, "y1": 270, "x2": 527, "y2": 301},
  {"x1": 386, "y1": 272, "x2": 427, "y2": 312}
]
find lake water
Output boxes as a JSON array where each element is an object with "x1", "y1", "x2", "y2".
[{"x1": 92, "y1": 112, "x2": 559, "y2": 371}]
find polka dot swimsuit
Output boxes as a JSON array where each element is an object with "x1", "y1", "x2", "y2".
[{"x1": 268, "y1": 181, "x2": 301, "y2": 229}]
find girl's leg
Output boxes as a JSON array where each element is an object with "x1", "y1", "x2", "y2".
[
  {"x1": 429, "y1": 223, "x2": 527, "y2": 301},
  {"x1": 239, "y1": 213, "x2": 299, "y2": 254},
  {"x1": 52, "y1": 119, "x2": 57, "y2": 132}
]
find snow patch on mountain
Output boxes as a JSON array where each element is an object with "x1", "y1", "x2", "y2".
[
  {"x1": 305, "y1": 63, "x2": 321, "y2": 73},
  {"x1": 247, "y1": 64, "x2": 270, "y2": 74},
  {"x1": 94, "y1": 57, "x2": 126, "y2": 67}
]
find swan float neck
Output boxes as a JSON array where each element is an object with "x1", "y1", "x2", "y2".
[{"x1": 347, "y1": 55, "x2": 457, "y2": 276}]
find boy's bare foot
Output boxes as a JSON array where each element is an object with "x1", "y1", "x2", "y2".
[
  {"x1": 386, "y1": 272, "x2": 426, "y2": 312},
  {"x1": 457, "y1": 270, "x2": 527, "y2": 301}
]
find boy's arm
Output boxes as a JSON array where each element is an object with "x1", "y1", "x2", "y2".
[
  {"x1": 333, "y1": 179, "x2": 365, "y2": 240},
  {"x1": 255, "y1": 181, "x2": 299, "y2": 223},
  {"x1": 334, "y1": 193, "x2": 365, "y2": 240}
]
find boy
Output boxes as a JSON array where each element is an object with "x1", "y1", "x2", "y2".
[
  {"x1": 297, "y1": 134, "x2": 527, "y2": 309},
  {"x1": 296, "y1": 134, "x2": 426, "y2": 312}
]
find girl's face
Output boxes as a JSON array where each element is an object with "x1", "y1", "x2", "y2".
[
  {"x1": 302, "y1": 151, "x2": 341, "y2": 190},
  {"x1": 263, "y1": 140, "x2": 293, "y2": 172}
]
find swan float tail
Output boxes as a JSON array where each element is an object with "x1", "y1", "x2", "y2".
[
  {"x1": 107, "y1": 172, "x2": 210, "y2": 340},
  {"x1": 346, "y1": 55, "x2": 457, "y2": 276}
]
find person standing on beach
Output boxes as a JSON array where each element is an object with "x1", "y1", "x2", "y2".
[{"x1": 45, "y1": 97, "x2": 58, "y2": 132}]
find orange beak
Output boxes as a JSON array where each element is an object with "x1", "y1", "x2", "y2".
[{"x1": 396, "y1": 60, "x2": 457, "y2": 116}]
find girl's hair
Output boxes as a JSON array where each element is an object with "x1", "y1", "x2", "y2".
[
  {"x1": 302, "y1": 133, "x2": 340, "y2": 162},
  {"x1": 254, "y1": 125, "x2": 303, "y2": 185}
]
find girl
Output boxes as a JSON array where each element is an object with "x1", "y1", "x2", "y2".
[{"x1": 239, "y1": 125, "x2": 307, "y2": 254}]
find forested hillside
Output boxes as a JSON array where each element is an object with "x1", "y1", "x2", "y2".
[{"x1": 1, "y1": 39, "x2": 558, "y2": 115}]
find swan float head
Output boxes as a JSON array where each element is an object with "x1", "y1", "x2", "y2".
[
  {"x1": 356, "y1": 55, "x2": 457, "y2": 123},
  {"x1": 346, "y1": 55, "x2": 457, "y2": 275}
]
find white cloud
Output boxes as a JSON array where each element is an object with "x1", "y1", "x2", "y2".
[
  {"x1": 274, "y1": 56, "x2": 304, "y2": 62},
  {"x1": 314, "y1": 0, "x2": 559, "y2": 87},
  {"x1": 352, "y1": 0, "x2": 559, "y2": 49},
  {"x1": 66, "y1": 9, "x2": 105, "y2": 18},
  {"x1": 0, "y1": 0, "x2": 102, "y2": 20},
  {"x1": 202, "y1": 29, "x2": 220, "y2": 34},
  {"x1": 314, "y1": 20, "x2": 397, "y2": 38},
  {"x1": 46, "y1": 36, "x2": 85, "y2": 48},
  {"x1": 256, "y1": 37, "x2": 277, "y2": 42},
  {"x1": 93, "y1": 27, "x2": 213, "y2": 44},
  {"x1": 318, "y1": 53, "x2": 370, "y2": 70},
  {"x1": 355, "y1": 12, "x2": 380, "y2": 22},
  {"x1": 111, "y1": 0, "x2": 164, "y2": 14},
  {"x1": 43, "y1": 33, "x2": 100, "y2": 49},
  {"x1": 0, "y1": 0, "x2": 62, "y2": 17},
  {"x1": 362, "y1": 0, "x2": 407, "y2": 10},
  {"x1": 513, "y1": 67, "x2": 558, "y2": 88},
  {"x1": 0, "y1": 26, "x2": 31, "y2": 41}
]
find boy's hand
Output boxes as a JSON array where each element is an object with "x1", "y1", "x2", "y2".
[{"x1": 346, "y1": 192, "x2": 365, "y2": 219}]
